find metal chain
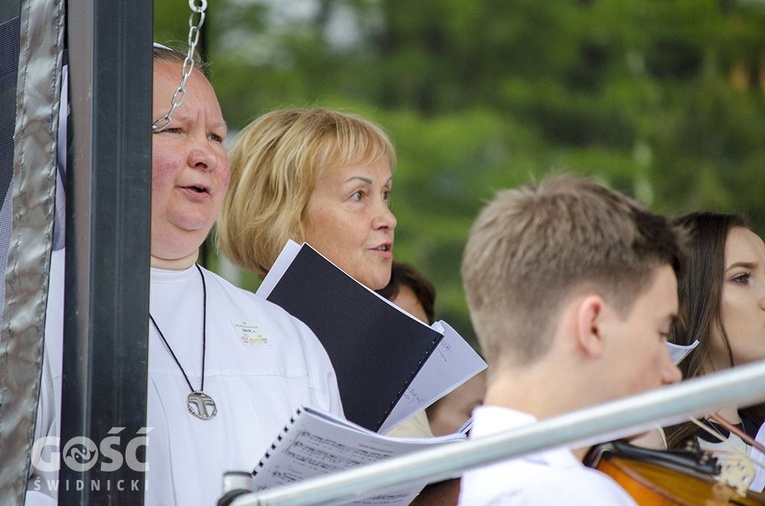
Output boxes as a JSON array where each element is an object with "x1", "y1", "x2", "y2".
[{"x1": 152, "y1": 0, "x2": 208, "y2": 132}]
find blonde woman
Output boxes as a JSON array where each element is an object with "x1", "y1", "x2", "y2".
[{"x1": 217, "y1": 107, "x2": 464, "y2": 504}]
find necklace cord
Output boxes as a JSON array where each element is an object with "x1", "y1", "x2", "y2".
[
  {"x1": 148, "y1": 264, "x2": 207, "y2": 394},
  {"x1": 199, "y1": 263, "x2": 207, "y2": 392}
]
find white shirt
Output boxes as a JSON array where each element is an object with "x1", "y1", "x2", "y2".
[
  {"x1": 751, "y1": 424, "x2": 765, "y2": 492},
  {"x1": 27, "y1": 249, "x2": 343, "y2": 505},
  {"x1": 459, "y1": 406, "x2": 637, "y2": 506}
]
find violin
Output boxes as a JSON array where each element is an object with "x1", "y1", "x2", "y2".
[{"x1": 585, "y1": 440, "x2": 765, "y2": 505}]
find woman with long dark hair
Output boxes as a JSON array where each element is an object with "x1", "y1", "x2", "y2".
[{"x1": 666, "y1": 211, "x2": 765, "y2": 492}]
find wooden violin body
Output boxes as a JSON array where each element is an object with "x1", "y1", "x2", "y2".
[{"x1": 586, "y1": 441, "x2": 765, "y2": 505}]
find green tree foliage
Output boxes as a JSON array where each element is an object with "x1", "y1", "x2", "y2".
[{"x1": 156, "y1": 0, "x2": 765, "y2": 348}]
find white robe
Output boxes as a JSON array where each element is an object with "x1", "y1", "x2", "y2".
[{"x1": 27, "y1": 249, "x2": 343, "y2": 505}]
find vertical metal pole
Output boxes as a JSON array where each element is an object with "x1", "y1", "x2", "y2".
[{"x1": 61, "y1": 0, "x2": 153, "y2": 504}]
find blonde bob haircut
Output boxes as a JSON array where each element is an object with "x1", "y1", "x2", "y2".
[{"x1": 217, "y1": 107, "x2": 397, "y2": 278}]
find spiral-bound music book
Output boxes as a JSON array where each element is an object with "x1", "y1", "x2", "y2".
[
  {"x1": 251, "y1": 406, "x2": 467, "y2": 505},
  {"x1": 257, "y1": 241, "x2": 487, "y2": 433}
]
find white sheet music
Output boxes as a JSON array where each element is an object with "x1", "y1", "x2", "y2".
[
  {"x1": 380, "y1": 321, "x2": 487, "y2": 434},
  {"x1": 667, "y1": 340, "x2": 699, "y2": 365},
  {"x1": 252, "y1": 407, "x2": 465, "y2": 505}
]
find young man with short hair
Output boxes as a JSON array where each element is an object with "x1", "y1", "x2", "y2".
[{"x1": 459, "y1": 174, "x2": 684, "y2": 505}]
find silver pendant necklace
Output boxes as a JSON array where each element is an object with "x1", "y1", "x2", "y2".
[{"x1": 149, "y1": 264, "x2": 217, "y2": 420}]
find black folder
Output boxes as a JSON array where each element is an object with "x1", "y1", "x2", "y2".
[{"x1": 263, "y1": 244, "x2": 443, "y2": 432}]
